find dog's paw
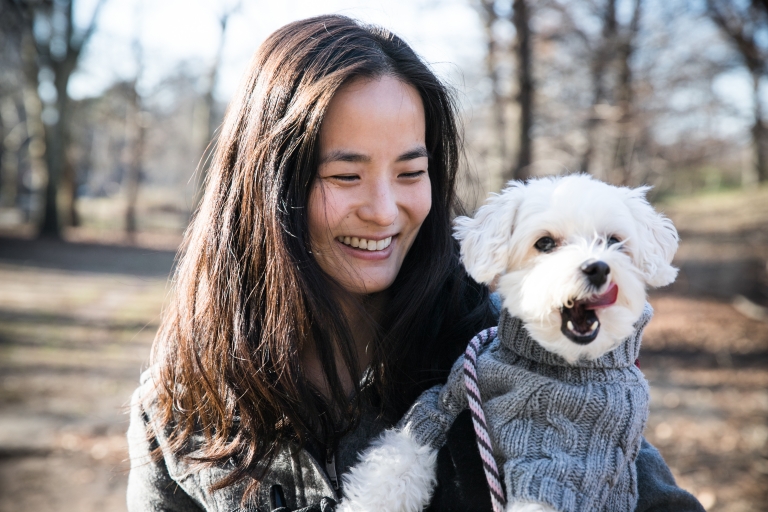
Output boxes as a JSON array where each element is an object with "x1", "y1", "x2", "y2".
[{"x1": 338, "y1": 429, "x2": 438, "y2": 512}]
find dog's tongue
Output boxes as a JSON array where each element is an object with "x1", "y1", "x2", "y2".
[{"x1": 585, "y1": 283, "x2": 619, "y2": 309}]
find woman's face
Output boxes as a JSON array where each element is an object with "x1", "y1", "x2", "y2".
[{"x1": 308, "y1": 75, "x2": 432, "y2": 295}]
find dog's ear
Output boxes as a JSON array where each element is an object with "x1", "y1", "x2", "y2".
[
  {"x1": 453, "y1": 181, "x2": 526, "y2": 284},
  {"x1": 623, "y1": 186, "x2": 679, "y2": 287}
]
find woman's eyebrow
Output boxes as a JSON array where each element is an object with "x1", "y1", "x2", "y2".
[
  {"x1": 320, "y1": 146, "x2": 429, "y2": 164},
  {"x1": 396, "y1": 146, "x2": 429, "y2": 162},
  {"x1": 320, "y1": 150, "x2": 370, "y2": 164}
]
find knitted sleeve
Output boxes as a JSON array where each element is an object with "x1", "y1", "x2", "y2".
[{"x1": 396, "y1": 353, "x2": 470, "y2": 450}]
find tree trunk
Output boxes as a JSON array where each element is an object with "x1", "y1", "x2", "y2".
[
  {"x1": 18, "y1": 30, "x2": 48, "y2": 226},
  {"x1": 479, "y1": 0, "x2": 508, "y2": 182},
  {"x1": 580, "y1": 0, "x2": 617, "y2": 176},
  {"x1": 35, "y1": 0, "x2": 105, "y2": 238},
  {"x1": 613, "y1": 0, "x2": 642, "y2": 186},
  {"x1": 754, "y1": 1, "x2": 768, "y2": 183},
  {"x1": 0, "y1": 102, "x2": 4, "y2": 203},
  {"x1": 63, "y1": 151, "x2": 79, "y2": 227},
  {"x1": 753, "y1": 71, "x2": 768, "y2": 182},
  {"x1": 511, "y1": 0, "x2": 533, "y2": 181},
  {"x1": 125, "y1": 85, "x2": 145, "y2": 238},
  {"x1": 194, "y1": 7, "x2": 237, "y2": 208},
  {"x1": 39, "y1": 55, "x2": 76, "y2": 238},
  {"x1": 0, "y1": 112, "x2": 24, "y2": 209},
  {"x1": 705, "y1": 0, "x2": 767, "y2": 182},
  {"x1": 39, "y1": 131, "x2": 61, "y2": 236}
]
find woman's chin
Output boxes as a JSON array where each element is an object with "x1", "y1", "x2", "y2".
[{"x1": 340, "y1": 273, "x2": 398, "y2": 295}]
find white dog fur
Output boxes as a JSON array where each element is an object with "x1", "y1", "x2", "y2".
[
  {"x1": 339, "y1": 174, "x2": 679, "y2": 512},
  {"x1": 337, "y1": 428, "x2": 437, "y2": 512}
]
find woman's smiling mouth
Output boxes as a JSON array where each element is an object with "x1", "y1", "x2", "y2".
[{"x1": 336, "y1": 236, "x2": 393, "y2": 251}]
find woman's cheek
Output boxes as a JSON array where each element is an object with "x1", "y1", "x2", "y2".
[
  {"x1": 413, "y1": 178, "x2": 432, "y2": 225},
  {"x1": 399, "y1": 179, "x2": 432, "y2": 259}
]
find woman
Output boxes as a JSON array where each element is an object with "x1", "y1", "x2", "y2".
[{"x1": 127, "y1": 15, "x2": 702, "y2": 512}]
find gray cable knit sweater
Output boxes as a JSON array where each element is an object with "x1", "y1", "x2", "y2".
[{"x1": 398, "y1": 304, "x2": 653, "y2": 512}]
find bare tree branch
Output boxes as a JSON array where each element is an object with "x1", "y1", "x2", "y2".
[
  {"x1": 193, "y1": 0, "x2": 241, "y2": 206},
  {"x1": 580, "y1": 0, "x2": 618, "y2": 175},
  {"x1": 72, "y1": 0, "x2": 107, "y2": 55},
  {"x1": 475, "y1": 0, "x2": 509, "y2": 174},
  {"x1": 706, "y1": 0, "x2": 768, "y2": 181}
]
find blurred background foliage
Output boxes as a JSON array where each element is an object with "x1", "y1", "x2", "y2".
[
  {"x1": 0, "y1": 0, "x2": 765, "y2": 238},
  {"x1": 0, "y1": 0, "x2": 766, "y2": 511}
]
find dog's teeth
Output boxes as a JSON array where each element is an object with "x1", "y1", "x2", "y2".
[
  {"x1": 590, "y1": 321, "x2": 599, "y2": 332},
  {"x1": 567, "y1": 321, "x2": 575, "y2": 332}
]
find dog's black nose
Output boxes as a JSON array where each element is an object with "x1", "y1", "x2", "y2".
[{"x1": 581, "y1": 260, "x2": 610, "y2": 287}]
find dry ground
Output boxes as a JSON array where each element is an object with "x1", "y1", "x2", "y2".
[
  {"x1": 0, "y1": 187, "x2": 767, "y2": 511},
  {"x1": 640, "y1": 187, "x2": 768, "y2": 512},
  {"x1": 641, "y1": 296, "x2": 768, "y2": 511},
  {"x1": 0, "y1": 237, "x2": 174, "y2": 512}
]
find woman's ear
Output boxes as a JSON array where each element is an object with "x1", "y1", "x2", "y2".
[
  {"x1": 623, "y1": 186, "x2": 679, "y2": 288},
  {"x1": 453, "y1": 181, "x2": 526, "y2": 285}
]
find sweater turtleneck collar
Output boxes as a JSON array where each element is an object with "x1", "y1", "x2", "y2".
[{"x1": 497, "y1": 302, "x2": 653, "y2": 369}]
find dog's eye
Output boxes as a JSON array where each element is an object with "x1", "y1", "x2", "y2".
[
  {"x1": 534, "y1": 236, "x2": 556, "y2": 253},
  {"x1": 607, "y1": 236, "x2": 621, "y2": 247}
]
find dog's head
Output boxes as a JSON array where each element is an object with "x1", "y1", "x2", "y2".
[{"x1": 454, "y1": 174, "x2": 678, "y2": 363}]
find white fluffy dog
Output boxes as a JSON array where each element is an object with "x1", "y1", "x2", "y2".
[
  {"x1": 338, "y1": 174, "x2": 679, "y2": 512},
  {"x1": 455, "y1": 174, "x2": 678, "y2": 363}
]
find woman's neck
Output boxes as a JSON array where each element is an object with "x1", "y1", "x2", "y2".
[{"x1": 301, "y1": 292, "x2": 387, "y2": 397}]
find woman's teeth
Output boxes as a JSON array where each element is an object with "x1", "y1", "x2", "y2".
[{"x1": 337, "y1": 236, "x2": 392, "y2": 251}]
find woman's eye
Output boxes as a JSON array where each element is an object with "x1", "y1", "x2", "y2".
[
  {"x1": 330, "y1": 174, "x2": 359, "y2": 182},
  {"x1": 534, "y1": 236, "x2": 556, "y2": 253},
  {"x1": 607, "y1": 236, "x2": 621, "y2": 246},
  {"x1": 399, "y1": 170, "x2": 426, "y2": 179}
]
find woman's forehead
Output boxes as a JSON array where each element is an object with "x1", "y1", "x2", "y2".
[{"x1": 319, "y1": 76, "x2": 426, "y2": 159}]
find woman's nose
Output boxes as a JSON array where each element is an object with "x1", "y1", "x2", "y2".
[{"x1": 358, "y1": 179, "x2": 398, "y2": 226}]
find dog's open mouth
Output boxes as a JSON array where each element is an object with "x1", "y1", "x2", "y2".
[{"x1": 560, "y1": 283, "x2": 619, "y2": 344}]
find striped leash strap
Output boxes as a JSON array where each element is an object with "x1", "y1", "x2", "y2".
[{"x1": 463, "y1": 326, "x2": 505, "y2": 512}]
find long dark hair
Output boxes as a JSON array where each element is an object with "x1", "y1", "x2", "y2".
[{"x1": 151, "y1": 14, "x2": 496, "y2": 494}]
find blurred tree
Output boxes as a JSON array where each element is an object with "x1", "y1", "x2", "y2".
[
  {"x1": 545, "y1": 0, "x2": 643, "y2": 178},
  {"x1": 0, "y1": 8, "x2": 24, "y2": 210},
  {"x1": 512, "y1": 0, "x2": 533, "y2": 180},
  {"x1": 193, "y1": 0, "x2": 240, "y2": 208},
  {"x1": 0, "y1": 97, "x2": 24, "y2": 209},
  {"x1": 706, "y1": 0, "x2": 768, "y2": 182},
  {"x1": 466, "y1": 0, "x2": 759, "y2": 196},
  {"x1": 125, "y1": 36, "x2": 145, "y2": 238},
  {"x1": 474, "y1": 0, "x2": 534, "y2": 182},
  {"x1": 0, "y1": 1, "x2": 46, "y2": 219},
  {"x1": 477, "y1": 0, "x2": 508, "y2": 169},
  {"x1": 579, "y1": 0, "x2": 618, "y2": 176},
  {"x1": 534, "y1": 0, "x2": 651, "y2": 185},
  {"x1": 2, "y1": 0, "x2": 106, "y2": 238},
  {"x1": 613, "y1": 0, "x2": 643, "y2": 185}
]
